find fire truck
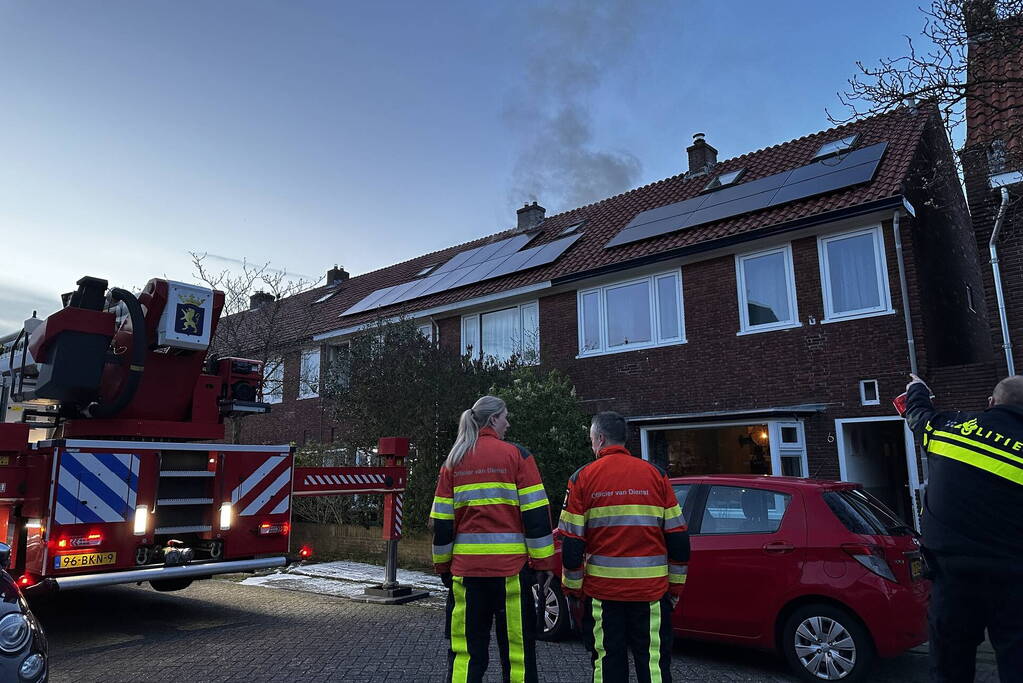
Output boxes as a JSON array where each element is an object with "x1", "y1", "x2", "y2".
[{"x1": 0, "y1": 276, "x2": 409, "y2": 595}]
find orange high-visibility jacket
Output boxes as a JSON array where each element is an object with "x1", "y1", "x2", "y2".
[
  {"x1": 431, "y1": 427, "x2": 556, "y2": 577},
  {"x1": 559, "y1": 445, "x2": 690, "y2": 602}
]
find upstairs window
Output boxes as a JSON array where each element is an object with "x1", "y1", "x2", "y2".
[
  {"x1": 736, "y1": 245, "x2": 798, "y2": 333},
  {"x1": 327, "y1": 342, "x2": 351, "y2": 389},
  {"x1": 818, "y1": 226, "x2": 892, "y2": 322},
  {"x1": 417, "y1": 264, "x2": 438, "y2": 277},
  {"x1": 461, "y1": 302, "x2": 539, "y2": 363},
  {"x1": 263, "y1": 357, "x2": 284, "y2": 404},
  {"x1": 578, "y1": 270, "x2": 684, "y2": 356},
  {"x1": 814, "y1": 134, "x2": 858, "y2": 159},
  {"x1": 298, "y1": 349, "x2": 321, "y2": 399}
]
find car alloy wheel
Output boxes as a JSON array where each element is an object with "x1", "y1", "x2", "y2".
[
  {"x1": 532, "y1": 583, "x2": 559, "y2": 631},
  {"x1": 531, "y1": 580, "x2": 569, "y2": 641},
  {"x1": 793, "y1": 615, "x2": 856, "y2": 680}
]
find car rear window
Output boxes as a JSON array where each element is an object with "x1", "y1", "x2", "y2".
[
  {"x1": 672, "y1": 484, "x2": 691, "y2": 509},
  {"x1": 700, "y1": 485, "x2": 790, "y2": 535},
  {"x1": 823, "y1": 489, "x2": 914, "y2": 536}
]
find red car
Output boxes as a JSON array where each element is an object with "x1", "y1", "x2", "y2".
[{"x1": 535, "y1": 475, "x2": 929, "y2": 683}]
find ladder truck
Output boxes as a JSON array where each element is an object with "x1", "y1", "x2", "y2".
[{"x1": 0, "y1": 276, "x2": 408, "y2": 594}]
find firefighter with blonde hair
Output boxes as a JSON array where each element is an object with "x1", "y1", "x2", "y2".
[{"x1": 431, "y1": 395, "x2": 555, "y2": 683}]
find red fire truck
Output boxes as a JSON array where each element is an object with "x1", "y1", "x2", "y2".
[{"x1": 0, "y1": 276, "x2": 409, "y2": 595}]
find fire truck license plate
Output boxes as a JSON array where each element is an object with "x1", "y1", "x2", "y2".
[{"x1": 54, "y1": 552, "x2": 116, "y2": 569}]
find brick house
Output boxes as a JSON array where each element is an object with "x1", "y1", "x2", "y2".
[
  {"x1": 233, "y1": 103, "x2": 989, "y2": 525},
  {"x1": 942, "y1": 9, "x2": 1023, "y2": 410}
]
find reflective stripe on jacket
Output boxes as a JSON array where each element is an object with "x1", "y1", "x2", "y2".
[
  {"x1": 430, "y1": 427, "x2": 555, "y2": 577},
  {"x1": 558, "y1": 445, "x2": 689, "y2": 601},
  {"x1": 905, "y1": 382, "x2": 1023, "y2": 561}
]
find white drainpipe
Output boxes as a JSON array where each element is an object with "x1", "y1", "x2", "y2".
[
  {"x1": 892, "y1": 210, "x2": 918, "y2": 375},
  {"x1": 990, "y1": 186, "x2": 1015, "y2": 376}
]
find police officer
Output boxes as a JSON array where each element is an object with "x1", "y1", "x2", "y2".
[
  {"x1": 558, "y1": 411, "x2": 690, "y2": 683},
  {"x1": 430, "y1": 395, "x2": 556, "y2": 683},
  {"x1": 904, "y1": 374, "x2": 1023, "y2": 682}
]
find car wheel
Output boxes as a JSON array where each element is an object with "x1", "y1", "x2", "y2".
[
  {"x1": 532, "y1": 578, "x2": 570, "y2": 641},
  {"x1": 149, "y1": 578, "x2": 193, "y2": 592},
  {"x1": 782, "y1": 603, "x2": 875, "y2": 682}
]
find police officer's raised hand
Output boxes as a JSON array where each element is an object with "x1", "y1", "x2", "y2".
[{"x1": 907, "y1": 373, "x2": 931, "y2": 393}]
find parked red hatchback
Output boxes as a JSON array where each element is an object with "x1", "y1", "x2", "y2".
[{"x1": 537, "y1": 475, "x2": 929, "y2": 682}]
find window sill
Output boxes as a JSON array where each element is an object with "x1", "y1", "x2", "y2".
[
  {"x1": 576, "y1": 339, "x2": 687, "y2": 359},
  {"x1": 736, "y1": 322, "x2": 802, "y2": 337},
  {"x1": 297, "y1": 394, "x2": 320, "y2": 401},
  {"x1": 821, "y1": 308, "x2": 896, "y2": 325}
]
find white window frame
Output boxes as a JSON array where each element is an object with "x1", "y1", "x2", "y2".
[
  {"x1": 769, "y1": 421, "x2": 809, "y2": 478},
  {"x1": 859, "y1": 379, "x2": 880, "y2": 406},
  {"x1": 638, "y1": 418, "x2": 808, "y2": 478},
  {"x1": 460, "y1": 301, "x2": 539, "y2": 364},
  {"x1": 298, "y1": 348, "x2": 321, "y2": 400},
  {"x1": 577, "y1": 269, "x2": 685, "y2": 357},
  {"x1": 735, "y1": 244, "x2": 800, "y2": 335},
  {"x1": 818, "y1": 225, "x2": 893, "y2": 323},
  {"x1": 262, "y1": 356, "x2": 284, "y2": 404}
]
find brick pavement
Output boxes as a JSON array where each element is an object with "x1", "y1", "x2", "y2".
[{"x1": 33, "y1": 579, "x2": 995, "y2": 682}]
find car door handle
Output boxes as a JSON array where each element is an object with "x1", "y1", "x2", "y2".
[{"x1": 762, "y1": 541, "x2": 794, "y2": 554}]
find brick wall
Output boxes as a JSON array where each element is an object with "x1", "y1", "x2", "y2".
[{"x1": 520, "y1": 222, "x2": 926, "y2": 473}]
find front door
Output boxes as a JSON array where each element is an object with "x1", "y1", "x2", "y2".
[{"x1": 839, "y1": 420, "x2": 917, "y2": 525}]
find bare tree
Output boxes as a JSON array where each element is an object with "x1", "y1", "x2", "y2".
[
  {"x1": 831, "y1": 0, "x2": 1023, "y2": 179},
  {"x1": 191, "y1": 252, "x2": 322, "y2": 441}
]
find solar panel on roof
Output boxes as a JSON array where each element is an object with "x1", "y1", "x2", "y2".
[
  {"x1": 605, "y1": 142, "x2": 887, "y2": 249},
  {"x1": 340, "y1": 233, "x2": 581, "y2": 317},
  {"x1": 343, "y1": 284, "x2": 401, "y2": 316}
]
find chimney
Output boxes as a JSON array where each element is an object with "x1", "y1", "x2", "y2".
[
  {"x1": 249, "y1": 291, "x2": 275, "y2": 309},
  {"x1": 326, "y1": 264, "x2": 350, "y2": 286},
  {"x1": 516, "y1": 201, "x2": 546, "y2": 231},
  {"x1": 687, "y1": 133, "x2": 718, "y2": 176}
]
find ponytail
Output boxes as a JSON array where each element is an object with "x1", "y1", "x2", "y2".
[{"x1": 444, "y1": 395, "x2": 506, "y2": 469}]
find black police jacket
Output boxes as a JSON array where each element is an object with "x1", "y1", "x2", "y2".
[{"x1": 905, "y1": 382, "x2": 1023, "y2": 572}]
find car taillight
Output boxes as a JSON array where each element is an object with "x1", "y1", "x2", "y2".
[
  {"x1": 842, "y1": 543, "x2": 897, "y2": 582},
  {"x1": 17, "y1": 575, "x2": 33, "y2": 588},
  {"x1": 258, "y1": 522, "x2": 290, "y2": 536},
  {"x1": 298, "y1": 545, "x2": 312, "y2": 559}
]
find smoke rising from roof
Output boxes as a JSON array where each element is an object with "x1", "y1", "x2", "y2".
[{"x1": 505, "y1": 1, "x2": 651, "y2": 214}]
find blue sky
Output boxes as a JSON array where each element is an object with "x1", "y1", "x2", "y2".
[{"x1": 0, "y1": 1, "x2": 938, "y2": 330}]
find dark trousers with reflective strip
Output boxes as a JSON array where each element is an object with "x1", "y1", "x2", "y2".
[
  {"x1": 582, "y1": 595, "x2": 673, "y2": 683},
  {"x1": 927, "y1": 555, "x2": 1023, "y2": 683},
  {"x1": 445, "y1": 567, "x2": 538, "y2": 683}
]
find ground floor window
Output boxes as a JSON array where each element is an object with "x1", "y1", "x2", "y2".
[{"x1": 642, "y1": 420, "x2": 808, "y2": 478}]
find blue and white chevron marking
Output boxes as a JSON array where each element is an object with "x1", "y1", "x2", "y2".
[{"x1": 56, "y1": 452, "x2": 140, "y2": 525}]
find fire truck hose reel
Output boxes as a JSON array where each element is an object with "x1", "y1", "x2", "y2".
[{"x1": 84, "y1": 287, "x2": 147, "y2": 419}]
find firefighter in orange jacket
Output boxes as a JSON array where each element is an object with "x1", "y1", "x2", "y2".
[
  {"x1": 559, "y1": 411, "x2": 690, "y2": 683},
  {"x1": 430, "y1": 395, "x2": 556, "y2": 683}
]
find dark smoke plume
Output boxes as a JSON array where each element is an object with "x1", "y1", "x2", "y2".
[{"x1": 505, "y1": 1, "x2": 655, "y2": 213}]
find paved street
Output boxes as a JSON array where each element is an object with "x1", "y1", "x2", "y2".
[{"x1": 33, "y1": 578, "x2": 995, "y2": 682}]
